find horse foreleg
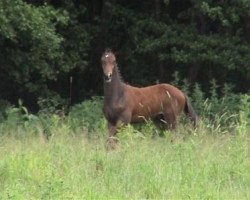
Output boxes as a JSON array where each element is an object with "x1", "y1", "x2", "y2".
[
  {"x1": 107, "y1": 119, "x2": 126, "y2": 149},
  {"x1": 106, "y1": 121, "x2": 118, "y2": 149},
  {"x1": 106, "y1": 111, "x2": 132, "y2": 149},
  {"x1": 107, "y1": 120, "x2": 118, "y2": 139},
  {"x1": 119, "y1": 110, "x2": 132, "y2": 125}
]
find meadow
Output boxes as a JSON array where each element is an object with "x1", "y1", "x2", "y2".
[{"x1": 0, "y1": 82, "x2": 249, "y2": 199}]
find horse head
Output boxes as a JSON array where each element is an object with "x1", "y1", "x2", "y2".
[{"x1": 101, "y1": 49, "x2": 117, "y2": 83}]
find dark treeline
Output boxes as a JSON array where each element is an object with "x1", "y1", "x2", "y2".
[{"x1": 0, "y1": 0, "x2": 250, "y2": 111}]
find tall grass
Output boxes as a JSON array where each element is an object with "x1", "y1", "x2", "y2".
[
  {"x1": 0, "y1": 81, "x2": 249, "y2": 199},
  {"x1": 0, "y1": 127, "x2": 249, "y2": 199}
]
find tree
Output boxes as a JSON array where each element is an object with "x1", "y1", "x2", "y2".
[
  {"x1": 0, "y1": 0, "x2": 90, "y2": 108},
  {"x1": 0, "y1": 0, "x2": 249, "y2": 111}
]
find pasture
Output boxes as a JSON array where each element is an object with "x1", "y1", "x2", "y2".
[
  {"x1": 0, "y1": 126, "x2": 249, "y2": 199},
  {"x1": 0, "y1": 92, "x2": 249, "y2": 199}
]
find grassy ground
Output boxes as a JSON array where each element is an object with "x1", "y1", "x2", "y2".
[
  {"x1": 0, "y1": 125, "x2": 249, "y2": 199},
  {"x1": 0, "y1": 94, "x2": 249, "y2": 199}
]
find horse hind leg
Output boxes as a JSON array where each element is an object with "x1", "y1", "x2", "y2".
[{"x1": 163, "y1": 112, "x2": 177, "y2": 130}]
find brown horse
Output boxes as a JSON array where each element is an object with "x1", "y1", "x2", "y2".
[{"x1": 101, "y1": 49, "x2": 198, "y2": 145}]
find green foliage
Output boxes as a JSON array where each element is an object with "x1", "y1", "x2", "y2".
[
  {"x1": 0, "y1": 99, "x2": 10, "y2": 122},
  {"x1": 237, "y1": 94, "x2": 250, "y2": 136},
  {"x1": 0, "y1": 1, "x2": 249, "y2": 138},
  {"x1": 132, "y1": 18, "x2": 250, "y2": 74},
  {"x1": 0, "y1": 78, "x2": 249, "y2": 142},
  {"x1": 168, "y1": 72, "x2": 249, "y2": 134},
  {"x1": 67, "y1": 97, "x2": 106, "y2": 135},
  {"x1": 107, "y1": 0, "x2": 250, "y2": 90},
  {"x1": 0, "y1": 99, "x2": 39, "y2": 136},
  {"x1": 0, "y1": 0, "x2": 91, "y2": 105},
  {"x1": 0, "y1": 0, "x2": 68, "y2": 81},
  {"x1": 37, "y1": 94, "x2": 69, "y2": 116},
  {"x1": 0, "y1": 0, "x2": 250, "y2": 109}
]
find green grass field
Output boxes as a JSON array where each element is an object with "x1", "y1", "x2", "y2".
[
  {"x1": 0, "y1": 94, "x2": 249, "y2": 199},
  {"x1": 0, "y1": 123, "x2": 249, "y2": 199}
]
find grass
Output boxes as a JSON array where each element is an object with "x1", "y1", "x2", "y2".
[
  {"x1": 0, "y1": 92, "x2": 249, "y2": 199},
  {"x1": 0, "y1": 124, "x2": 249, "y2": 199}
]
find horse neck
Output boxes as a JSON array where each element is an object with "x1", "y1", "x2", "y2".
[{"x1": 104, "y1": 66, "x2": 125, "y2": 105}]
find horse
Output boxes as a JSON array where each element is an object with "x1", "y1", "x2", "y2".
[{"x1": 101, "y1": 49, "x2": 199, "y2": 147}]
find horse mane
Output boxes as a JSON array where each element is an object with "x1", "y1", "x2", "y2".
[
  {"x1": 103, "y1": 48, "x2": 113, "y2": 56},
  {"x1": 115, "y1": 64, "x2": 124, "y2": 83}
]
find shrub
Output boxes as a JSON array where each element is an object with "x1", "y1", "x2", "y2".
[{"x1": 67, "y1": 97, "x2": 106, "y2": 135}]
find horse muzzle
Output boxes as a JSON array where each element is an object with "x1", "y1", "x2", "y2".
[{"x1": 104, "y1": 73, "x2": 112, "y2": 83}]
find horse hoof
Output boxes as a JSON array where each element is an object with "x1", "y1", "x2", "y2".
[{"x1": 106, "y1": 137, "x2": 119, "y2": 150}]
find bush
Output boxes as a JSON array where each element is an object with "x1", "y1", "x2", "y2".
[
  {"x1": 0, "y1": 79, "x2": 249, "y2": 138},
  {"x1": 171, "y1": 73, "x2": 245, "y2": 133},
  {"x1": 0, "y1": 99, "x2": 10, "y2": 122},
  {"x1": 67, "y1": 97, "x2": 106, "y2": 135}
]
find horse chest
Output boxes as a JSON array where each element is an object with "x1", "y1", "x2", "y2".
[{"x1": 103, "y1": 103, "x2": 125, "y2": 121}]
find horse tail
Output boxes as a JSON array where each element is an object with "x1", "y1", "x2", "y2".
[{"x1": 184, "y1": 95, "x2": 199, "y2": 127}]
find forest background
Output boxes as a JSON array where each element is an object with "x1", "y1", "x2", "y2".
[{"x1": 0, "y1": 0, "x2": 250, "y2": 112}]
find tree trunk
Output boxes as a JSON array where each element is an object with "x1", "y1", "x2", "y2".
[
  {"x1": 154, "y1": 0, "x2": 165, "y2": 82},
  {"x1": 188, "y1": 8, "x2": 206, "y2": 83}
]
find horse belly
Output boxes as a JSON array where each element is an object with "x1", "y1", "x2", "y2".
[{"x1": 130, "y1": 103, "x2": 163, "y2": 123}]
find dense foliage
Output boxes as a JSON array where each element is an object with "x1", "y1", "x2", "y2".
[
  {"x1": 0, "y1": 0, "x2": 249, "y2": 110},
  {"x1": 0, "y1": 81, "x2": 249, "y2": 136}
]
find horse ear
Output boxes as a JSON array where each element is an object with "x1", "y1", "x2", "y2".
[{"x1": 104, "y1": 48, "x2": 112, "y2": 54}]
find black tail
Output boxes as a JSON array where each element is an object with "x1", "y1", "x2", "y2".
[{"x1": 184, "y1": 96, "x2": 199, "y2": 127}]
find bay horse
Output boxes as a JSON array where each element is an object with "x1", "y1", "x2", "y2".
[{"x1": 101, "y1": 49, "x2": 199, "y2": 146}]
